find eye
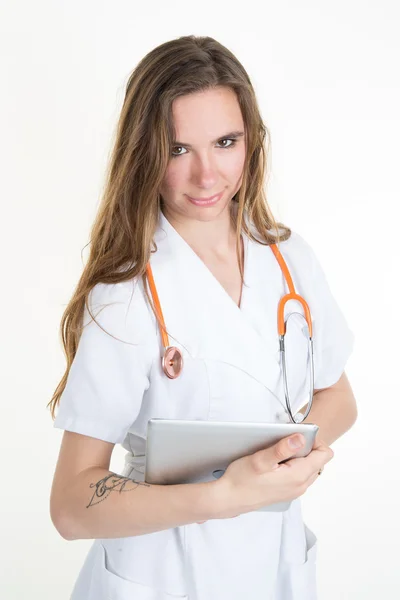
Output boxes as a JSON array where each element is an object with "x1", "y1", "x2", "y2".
[
  {"x1": 171, "y1": 146, "x2": 186, "y2": 157},
  {"x1": 217, "y1": 138, "x2": 237, "y2": 149},
  {"x1": 171, "y1": 138, "x2": 238, "y2": 158}
]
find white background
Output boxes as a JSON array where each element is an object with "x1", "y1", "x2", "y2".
[{"x1": 1, "y1": 1, "x2": 399, "y2": 598}]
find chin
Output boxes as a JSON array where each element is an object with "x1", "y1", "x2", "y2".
[{"x1": 189, "y1": 203, "x2": 232, "y2": 221}]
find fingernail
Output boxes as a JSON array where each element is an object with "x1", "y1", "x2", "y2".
[{"x1": 288, "y1": 435, "x2": 305, "y2": 449}]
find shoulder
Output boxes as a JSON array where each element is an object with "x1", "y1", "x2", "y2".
[
  {"x1": 278, "y1": 230, "x2": 314, "y2": 259},
  {"x1": 84, "y1": 277, "x2": 156, "y2": 344},
  {"x1": 246, "y1": 221, "x2": 317, "y2": 276},
  {"x1": 88, "y1": 278, "x2": 138, "y2": 312},
  {"x1": 246, "y1": 216, "x2": 314, "y2": 266},
  {"x1": 275, "y1": 230, "x2": 319, "y2": 276}
]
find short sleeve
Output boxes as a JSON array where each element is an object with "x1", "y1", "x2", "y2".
[
  {"x1": 283, "y1": 232, "x2": 355, "y2": 390},
  {"x1": 53, "y1": 280, "x2": 154, "y2": 444}
]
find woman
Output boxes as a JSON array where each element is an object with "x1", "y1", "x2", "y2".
[{"x1": 49, "y1": 35, "x2": 357, "y2": 600}]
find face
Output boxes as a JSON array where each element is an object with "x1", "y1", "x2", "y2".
[{"x1": 159, "y1": 87, "x2": 246, "y2": 225}]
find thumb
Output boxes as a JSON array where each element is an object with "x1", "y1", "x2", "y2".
[{"x1": 254, "y1": 434, "x2": 306, "y2": 472}]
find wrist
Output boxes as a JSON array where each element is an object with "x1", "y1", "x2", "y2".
[{"x1": 196, "y1": 478, "x2": 232, "y2": 521}]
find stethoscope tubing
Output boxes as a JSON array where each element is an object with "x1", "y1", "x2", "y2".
[
  {"x1": 146, "y1": 242, "x2": 315, "y2": 423},
  {"x1": 146, "y1": 262, "x2": 184, "y2": 379}
]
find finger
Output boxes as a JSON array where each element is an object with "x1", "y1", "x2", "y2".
[
  {"x1": 311, "y1": 431, "x2": 326, "y2": 447},
  {"x1": 304, "y1": 470, "x2": 320, "y2": 490},
  {"x1": 290, "y1": 445, "x2": 334, "y2": 480},
  {"x1": 312, "y1": 436, "x2": 330, "y2": 452},
  {"x1": 309, "y1": 463, "x2": 325, "y2": 482},
  {"x1": 252, "y1": 434, "x2": 306, "y2": 473}
]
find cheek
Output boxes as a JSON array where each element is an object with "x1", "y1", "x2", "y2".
[
  {"x1": 228, "y1": 147, "x2": 246, "y2": 179},
  {"x1": 227, "y1": 151, "x2": 246, "y2": 192},
  {"x1": 160, "y1": 167, "x2": 180, "y2": 192}
]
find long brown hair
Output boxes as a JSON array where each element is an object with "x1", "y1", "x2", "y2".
[{"x1": 47, "y1": 34, "x2": 291, "y2": 419}]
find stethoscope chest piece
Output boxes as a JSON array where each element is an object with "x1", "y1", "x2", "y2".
[{"x1": 162, "y1": 346, "x2": 184, "y2": 379}]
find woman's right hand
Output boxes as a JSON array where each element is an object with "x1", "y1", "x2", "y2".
[{"x1": 206, "y1": 433, "x2": 334, "y2": 521}]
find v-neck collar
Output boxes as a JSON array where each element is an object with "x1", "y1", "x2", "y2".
[
  {"x1": 158, "y1": 210, "x2": 249, "y2": 313},
  {"x1": 149, "y1": 209, "x2": 283, "y2": 396}
]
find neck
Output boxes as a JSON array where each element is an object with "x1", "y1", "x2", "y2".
[{"x1": 162, "y1": 203, "x2": 240, "y2": 259}]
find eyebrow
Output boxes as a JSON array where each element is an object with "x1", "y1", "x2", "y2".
[{"x1": 172, "y1": 130, "x2": 245, "y2": 149}]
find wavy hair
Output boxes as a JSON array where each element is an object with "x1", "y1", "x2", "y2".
[{"x1": 48, "y1": 34, "x2": 291, "y2": 419}]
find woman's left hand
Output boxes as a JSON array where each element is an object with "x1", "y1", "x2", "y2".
[{"x1": 196, "y1": 433, "x2": 329, "y2": 524}]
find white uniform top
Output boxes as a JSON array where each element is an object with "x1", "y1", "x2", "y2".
[{"x1": 54, "y1": 211, "x2": 354, "y2": 600}]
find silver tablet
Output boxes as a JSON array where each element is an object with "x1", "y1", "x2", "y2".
[{"x1": 145, "y1": 418, "x2": 319, "y2": 512}]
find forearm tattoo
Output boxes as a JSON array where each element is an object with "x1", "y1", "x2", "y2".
[{"x1": 87, "y1": 472, "x2": 150, "y2": 508}]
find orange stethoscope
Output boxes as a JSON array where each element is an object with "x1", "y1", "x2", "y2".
[{"x1": 146, "y1": 243, "x2": 315, "y2": 424}]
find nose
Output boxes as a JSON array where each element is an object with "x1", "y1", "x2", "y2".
[{"x1": 190, "y1": 152, "x2": 219, "y2": 189}]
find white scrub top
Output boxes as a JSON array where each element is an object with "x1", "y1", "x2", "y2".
[{"x1": 54, "y1": 211, "x2": 354, "y2": 600}]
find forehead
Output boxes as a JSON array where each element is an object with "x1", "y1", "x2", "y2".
[{"x1": 171, "y1": 87, "x2": 244, "y2": 140}]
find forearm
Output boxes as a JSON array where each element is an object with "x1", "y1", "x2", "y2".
[
  {"x1": 300, "y1": 372, "x2": 358, "y2": 446},
  {"x1": 54, "y1": 467, "x2": 219, "y2": 541}
]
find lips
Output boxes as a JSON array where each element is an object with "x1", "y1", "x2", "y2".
[
  {"x1": 187, "y1": 191, "x2": 223, "y2": 206},
  {"x1": 188, "y1": 192, "x2": 220, "y2": 201}
]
